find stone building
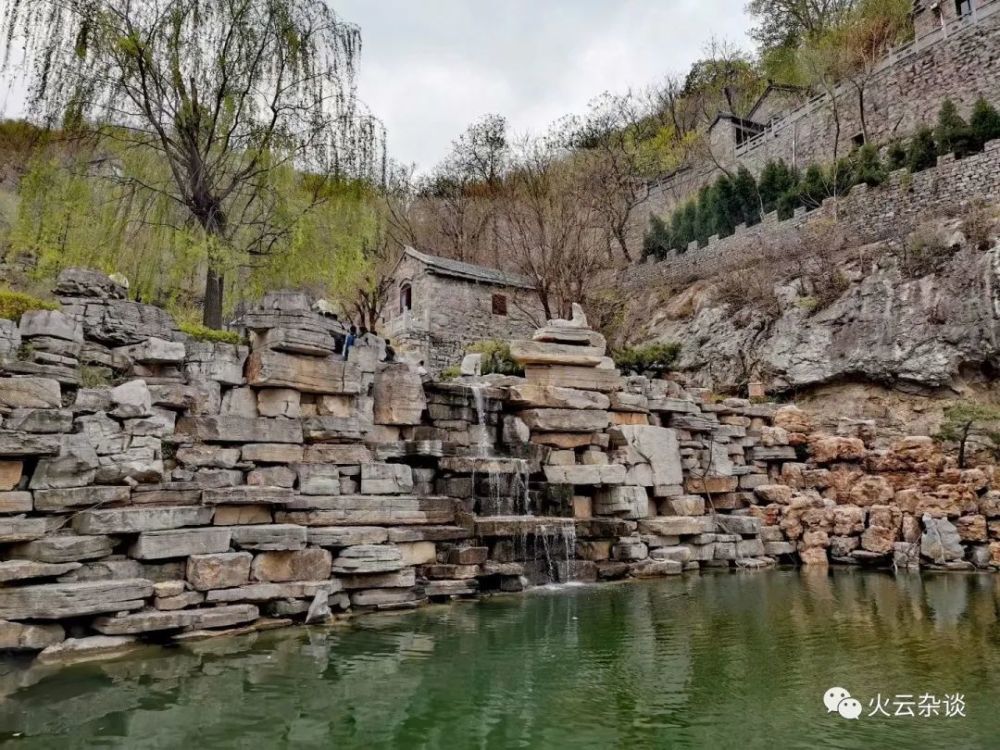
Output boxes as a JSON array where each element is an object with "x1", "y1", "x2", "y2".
[{"x1": 380, "y1": 247, "x2": 545, "y2": 373}]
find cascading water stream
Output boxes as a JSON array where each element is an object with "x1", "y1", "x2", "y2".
[{"x1": 467, "y1": 382, "x2": 573, "y2": 585}]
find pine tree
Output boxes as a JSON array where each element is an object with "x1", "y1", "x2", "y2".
[
  {"x1": 970, "y1": 98, "x2": 1000, "y2": 150},
  {"x1": 710, "y1": 174, "x2": 740, "y2": 238},
  {"x1": 758, "y1": 160, "x2": 798, "y2": 216},
  {"x1": 732, "y1": 166, "x2": 761, "y2": 226},
  {"x1": 798, "y1": 164, "x2": 827, "y2": 209},
  {"x1": 670, "y1": 207, "x2": 686, "y2": 251},
  {"x1": 851, "y1": 144, "x2": 886, "y2": 187},
  {"x1": 642, "y1": 214, "x2": 672, "y2": 260},
  {"x1": 936, "y1": 99, "x2": 974, "y2": 158},
  {"x1": 907, "y1": 127, "x2": 938, "y2": 173},
  {"x1": 886, "y1": 140, "x2": 907, "y2": 170},
  {"x1": 694, "y1": 185, "x2": 714, "y2": 246}
]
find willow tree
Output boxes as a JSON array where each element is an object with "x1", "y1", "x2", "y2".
[{"x1": 1, "y1": 0, "x2": 384, "y2": 327}]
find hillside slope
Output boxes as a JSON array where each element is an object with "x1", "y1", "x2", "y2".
[{"x1": 632, "y1": 210, "x2": 1000, "y2": 429}]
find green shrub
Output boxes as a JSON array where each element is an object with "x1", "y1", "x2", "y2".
[
  {"x1": 694, "y1": 184, "x2": 714, "y2": 246},
  {"x1": 935, "y1": 401, "x2": 1000, "y2": 468},
  {"x1": 886, "y1": 140, "x2": 907, "y2": 170},
  {"x1": 439, "y1": 365, "x2": 461, "y2": 381},
  {"x1": 935, "y1": 99, "x2": 976, "y2": 158},
  {"x1": 733, "y1": 166, "x2": 761, "y2": 227},
  {"x1": 642, "y1": 214, "x2": 672, "y2": 260},
  {"x1": 179, "y1": 322, "x2": 242, "y2": 345},
  {"x1": 757, "y1": 159, "x2": 799, "y2": 215},
  {"x1": 796, "y1": 296, "x2": 819, "y2": 312},
  {"x1": 970, "y1": 97, "x2": 1000, "y2": 150},
  {"x1": 851, "y1": 144, "x2": 886, "y2": 187},
  {"x1": 613, "y1": 342, "x2": 681, "y2": 376},
  {"x1": 906, "y1": 128, "x2": 938, "y2": 173},
  {"x1": 797, "y1": 164, "x2": 828, "y2": 209},
  {"x1": 901, "y1": 223, "x2": 954, "y2": 277},
  {"x1": 0, "y1": 289, "x2": 58, "y2": 322},
  {"x1": 467, "y1": 340, "x2": 523, "y2": 376}
]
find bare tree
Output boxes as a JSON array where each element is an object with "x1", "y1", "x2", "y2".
[
  {"x1": 408, "y1": 115, "x2": 509, "y2": 264},
  {"x1": 558, "y1": 91, "x2": 670, "y2": 262},
  {"x1": 495, "y1": 134, "x2": 610, "y2": 320},
  {"x1": 835, "y1": 0, "x2": 913, "y2": 142},
  {"x1": 683, "y1": 39, "x2": 765, "y2": 123},
  {"x1": 1, "y1": 0, "x2": 384, "y2": 327}
]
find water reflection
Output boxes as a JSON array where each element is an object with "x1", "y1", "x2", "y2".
[{"x1": 2, "y1": 570, "x2": 1000, "y2": 749}]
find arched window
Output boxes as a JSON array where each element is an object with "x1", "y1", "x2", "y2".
[{"x1": 399, "y1": 282, "x2": 412, "y2": 314}]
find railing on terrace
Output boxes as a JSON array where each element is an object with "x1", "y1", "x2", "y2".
[{"x1": 733, "y1": 0, "x2": 1000, "y2": 158}]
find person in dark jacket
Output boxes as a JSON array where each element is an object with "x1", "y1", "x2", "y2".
[{"x1": 343, "y1": 325, "x2": 357, "y2": 360}]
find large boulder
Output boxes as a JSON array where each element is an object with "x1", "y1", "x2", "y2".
[
  {"x1": 508, "y1": 385, "x2": 610, "y2": 410},
  {"x1": 809, "y1": 436, "x2": 866, "y2": 464},
  {"x1": 0, "y1": 579, "x2": 153, "y2": 619},
  {"x1": 610, "y1": 425, "x2": 683, "y2": 487},
  {"x1": 54, "y1": 268, "x2": 127, "y2": 299},
  {"x1": 920, "y1": 516, "x2": 964, "y2": 563},
  {"x1": 373, "y1": 364, "x2": 427, "y2": 425},
  {"x1": 19, "y1": 310, "x2": 83, "y2": 342},
  {"x1": 519, "y1": 409, "x2": 610, "y2": 433},
  {"x1": 0, "y1": 377, "x2": 62, "y2": 410},
  {"x1": 30, "y1": 434, "x2": 99, "y2": 490},
  {"x1": 246, "y1": 350, "x2": 360, "y2": 394},
  {"x1": 250, "y1": 549, "x2": 332, "y2": 582}
]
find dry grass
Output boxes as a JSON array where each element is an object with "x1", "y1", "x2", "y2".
[
  {"x1": 714, "y1": 270, "x2": 781, "y2": 320},
  {"x1": 961, "y1": 202, "x2": 999, "y2": 252}
]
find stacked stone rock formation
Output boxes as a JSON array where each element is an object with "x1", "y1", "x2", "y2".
[
  {"x1": 3, "y1": 273, "x2": 1000, "y2": 665},
  {"x1": 499, "y1": 305, "x2": 773, "y2": 579}
]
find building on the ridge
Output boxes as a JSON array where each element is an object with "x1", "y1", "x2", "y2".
[
  {"x1": 914, "y1": 0, "x2": 982, "y2": 39},
  {"x1": 379, "y1": 246, "x2": 545, "y2": 373},
  {"x1": 638, "y1": 0, "x2": 1000, "y2": 255}
]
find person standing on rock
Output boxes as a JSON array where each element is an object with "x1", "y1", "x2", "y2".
[{"x1": 343, "y1": 325, "x2": 357, "y2": 360}]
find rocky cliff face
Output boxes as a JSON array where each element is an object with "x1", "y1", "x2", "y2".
[{"x1": 635, "y1": 215, "x2": 1000, "y2": 412}]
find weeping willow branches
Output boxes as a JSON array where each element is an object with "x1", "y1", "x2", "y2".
[{"x1": 1, "y1": 0, "x2": 386, "y2": 325}]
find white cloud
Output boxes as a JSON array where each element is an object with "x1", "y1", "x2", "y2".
[
  {"x1": 338, "y1": 0, "x2": 753, "y2": 168},
  {"x1": 0, "y1": 1, "x2": 755, "y2": 169}
]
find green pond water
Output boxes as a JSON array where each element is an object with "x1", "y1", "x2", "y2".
[{"x1": 2, "y1": 569, "x2": 1000, "y2": 749}]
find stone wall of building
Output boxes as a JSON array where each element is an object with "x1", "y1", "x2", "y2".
[
  {"x1": 640, "y1": 3, "x2": 1000, "y2": 224},
  {"x1": 382, "y1": 253, "x2": 544, "y2": 373},
  {"x1": 625, "y1": 138, "x2": 1000, "y2": 291}
]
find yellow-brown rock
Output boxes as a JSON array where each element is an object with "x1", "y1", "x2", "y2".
[
  {"x1": 956, "y1": 514, "x2": 988, "y2": 542},
  {"x1": 809, "y1": 436, "x2": 866, "y2": 465},
  {"x1": 773, "y1": 406, "x2": 812, "y2": 434},
  {"x1": 847, "y1": 475, "x2": 895, "y2": 507}
]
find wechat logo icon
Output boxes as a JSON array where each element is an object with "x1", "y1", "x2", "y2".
[{"x1": 824, "y1": 687, "x2": 862, "y2": 720}]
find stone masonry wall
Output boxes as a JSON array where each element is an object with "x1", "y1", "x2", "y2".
[
  {"x1": 625, "y1": 139, "x2": 1000, "y2": 291},
  {"x1": 1, "y1": 271, "x2": 998, "y2": 665},
  {"x1": 639, "y1": 3, "x2": 1000, "y2": 227}
]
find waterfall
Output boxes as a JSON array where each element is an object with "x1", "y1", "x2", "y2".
[
  {"x1": 469, "y1": 383, "x2": 506, "y2": 514},
  {"x1": 470, "y1": 384, "x2": 490, "y2": 458},
  {"x1": 537, "y1": 522, "x2": 577, "y2": 585}
]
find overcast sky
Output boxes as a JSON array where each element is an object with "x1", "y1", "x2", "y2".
[
  {"x1": 0, "y1": 1, "x2": 755, "y2": 170},
  {"x1": 338, "y1": 0, "x2": 753, "y2": 169}
]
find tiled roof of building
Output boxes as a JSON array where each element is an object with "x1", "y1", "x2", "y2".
[{"x1": 403, "y1": 246, "x2": 536, "y2": 289}]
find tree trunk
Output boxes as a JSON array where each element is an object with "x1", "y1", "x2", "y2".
[
  {"x1": 856, "y1": 84, "x2": 868, "y2": 144},
  {"x1": 615, "y1": 231, "x2": 633, "y2": 263},
  {"x1": 203, "y1": 268, "x2": 225, "y2": 328},
  {"x1": 192, "y1": 197, "x2": 227, "y2": 329},
  {"x1": 959, "y1": 422, "x2": 972, "y2": 469}
]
